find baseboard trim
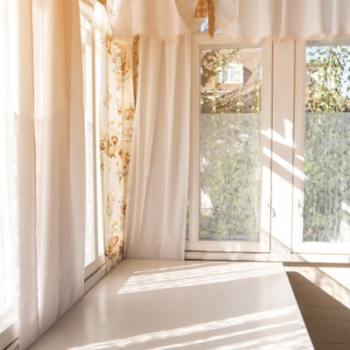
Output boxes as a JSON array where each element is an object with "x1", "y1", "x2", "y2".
[
  {"x1": 4, "y1": 338, "x2": 19, "y2": 350},
  {"x1": 0, "y1": 320, "x2": 18, "y2": 350},
  {"x1": 84, "y1": 264, "x2": 106, "y2": 295}
]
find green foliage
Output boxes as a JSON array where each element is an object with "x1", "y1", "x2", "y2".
[
  {"x1": 303, "y1": 113, "x2": 350, "y2": 242},
  {"x1": 307, "y1": 46, "x2": 350, "y2": 113},
  {"x1": 303, "y1": 45, "x2": 350, "y2": 242},
  {"x1": 199, "y1": 48, "x2": 262, "y2": 241},
  {"x1": 251, "y1": 61, "x2": 262, "y2": 114},
  {"x1": 199, "y1": 115, "x2": 261, "y2": 241}
]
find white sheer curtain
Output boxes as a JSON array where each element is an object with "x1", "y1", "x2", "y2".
[
  {"x1": 0, "y1": 0, "x2": 86, "y2": 349},
  {"x1": 28, "y1": 0, "x2": 86, "y2": 342},
  {"x1": 0, "y1": 1, "x2": 35, "y2": 343},
  {"x1": 0, "y1": 0, "x2": 19, "y2": 328},
  {"x1": 125, "y1": 34, "x2": 191, "y2": 259}
]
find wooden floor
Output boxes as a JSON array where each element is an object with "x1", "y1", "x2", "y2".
[
  {"x1": 29, "y1": 259, "x2": 312, "y2": 350},
  {"x1": 285, "y1": 267, "x2": 350, "y2": 350}
]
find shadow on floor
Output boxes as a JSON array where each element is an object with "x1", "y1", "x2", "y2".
[{"x1": 286, "y1": 271, "x2": 350, "y2": 350}]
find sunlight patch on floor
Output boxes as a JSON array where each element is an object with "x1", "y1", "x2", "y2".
[
  {"x1": 68, "y1": 306, "x2": 303, "y2": 350},
  {"x1": 118, "y1": 263, "x2": 283, "y2": 294}
]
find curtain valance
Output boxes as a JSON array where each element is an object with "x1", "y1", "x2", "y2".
[
  {"x1": 106, "y1": 0, "x2": 192, "y2": 41},
  {"x1": 216, "y1": 0, "x2": 350, "y2": 42},
  {"x1": 107, "y1": 0, "x2": 350, "y2": 42}
]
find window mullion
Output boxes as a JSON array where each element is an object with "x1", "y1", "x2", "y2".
[
  {"x1": 91, "y1": 20, "x2": 100, "y2": 262},
  {"x1": 270, "y1": 40, "x2": 296, "y2": 255},
  {"x1": 292, "y1": 40, "x2": 307, "y2": 252}
]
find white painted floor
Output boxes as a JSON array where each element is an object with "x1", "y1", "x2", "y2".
[{"x1": 29, "y1": 259, "x2": 313, "y2": 350}]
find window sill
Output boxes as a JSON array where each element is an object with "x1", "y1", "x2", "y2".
[
  {"x1": 185, "y1": 251, "x2": 350, "y2": 264},
  {"x1": 84, "y1": 263, "x2": 106, "y2": 294},
  {"x1": 84, "y1": 255, "x2": 105, "y2": 280},
  {"x1": 0, "y1": 312, "x2": 18, "y2": 350}
]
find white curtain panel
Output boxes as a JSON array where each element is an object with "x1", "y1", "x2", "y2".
[
  {"x1": 11, "y1": 1, "x2": 37, "y2": 348},
  {"x1": 0, "y1": 1, "x2": 38, "y2": 347},
  {"x1": 0, "y1": 0, "x2": 22, "y2": 327},
  {"x1": 30, "y1": 0, "x2": 86, "y2": 341},
  {"x1": 125, "y1": 34, "x2": 191, "y2": 260},
  {"x1": 0, "y1": 0, "x2": 86, "y2": 349}
]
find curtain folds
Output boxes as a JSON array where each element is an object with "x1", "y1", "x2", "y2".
[
  {"x1": 106, "y1": 0, "x2": 191, "y2": 41},
  {"x1": 96, "y1": 5, "x2": 136, "y2": 272},
  {"x1": 0, "y1": 0, "x2": 86, "y2": 348},
  {"x1": 31, "y1": 0, "x2": 86, "y2": 332},
  {"x1": 0, "y1": 0, "x2": 25, "y2": 330},
  {"x1": 215, "y1": 0, "x2": 350, "y2": 42},
  {"x1": 107, "y1": 0, "x2": 350, "y2": 42},
  {"x1": 125, "y1": 34, "x2": 191, "y2": 260}
]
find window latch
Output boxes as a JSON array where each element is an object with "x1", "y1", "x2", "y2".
[
  {"x1": 266, "y1": 200, "x2": 276, "y2": 218},
  {"x1": 297, "y1": 200, "x2": 304, "y2": 217}
]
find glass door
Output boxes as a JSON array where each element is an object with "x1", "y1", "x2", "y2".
[
  {"x1": 187, "y1": 35, "x2": 272, "y2": 252},
  {"x1": 293, "y1": 40, "x2": 350, "y2": 254}
]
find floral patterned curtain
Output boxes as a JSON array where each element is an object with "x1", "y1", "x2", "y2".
[{"x1": 98, "y1": 11, "x2": 138, "y2": 272}]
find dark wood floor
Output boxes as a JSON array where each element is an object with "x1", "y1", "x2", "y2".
[{"x1": 286, "y1": 269, "x2": 350, "y2": 350}]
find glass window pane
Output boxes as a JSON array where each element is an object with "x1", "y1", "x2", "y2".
[
  {"x1": 303, "y1": 43, "x2": 350, "y2": 243},
  {"x1": 199, "y1": 47, "x2": 262, "y2": 241}
]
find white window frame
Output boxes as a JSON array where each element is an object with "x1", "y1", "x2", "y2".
[
  {"x1": 186, "y1": 34, "x2": 273, "y2": 253},
  {"x1": 292, "y1": 39, "x2": 350, "y2": 255},
  {"x1": 80, "y1": 0, "x2": 105, "y2": 280},
  {"x1": 186, "y1": 37, "x2": 350, "y2": 264},
  {"x1": 0, "y1": 315, "x2": 18, "y2": 350}
]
